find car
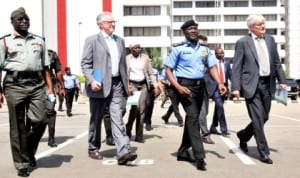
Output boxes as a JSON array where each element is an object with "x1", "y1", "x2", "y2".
[
  {"x1": 285, "y1": 78, "x2": 298, "y2": 100},
  {"x1": 296, "y1": 79, "x2": 300, "y2": 96}
]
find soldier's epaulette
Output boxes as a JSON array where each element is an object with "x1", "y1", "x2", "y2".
[
  {"x1": 0, "y1": 34, "x2": 11, "y2": 40},
  {"x1": 172, "y1": 41, "x2": 185, "y2": 47},
  {"x1": 199, "y1": 43, "x2": 208, "y2": 47},
  {"x1": 32, "y1": 34, "x2": 44, "y2": 40}
]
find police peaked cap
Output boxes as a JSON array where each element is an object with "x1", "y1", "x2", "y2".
[
  {"x1": 181, "y1": 19, "x2": 198, "y2": 30},
  {"x1": 10, "y1": 7, "x2": 27, "y2": 19}
]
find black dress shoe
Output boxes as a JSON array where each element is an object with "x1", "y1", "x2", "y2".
[
  {"x1": 29, "y1": 157, "x2": 36, "y2": 167},
  {"x1": 221, "y1": 132, "x2": 230, "y2": 137},
  {"x1": 106, "y1": 136, "x2": 115, "y2": 146},
  {"x1": 134, "y1": 138, "x2": 145, "y2": 143},
  {"x1": 118, "y1": 153, "x2": 138, "y2": 165},
  {"x1": 260, "y1": 155, "x2": 273, "y2": 164},
  {"x1": 18, "y1": 168, "x2": 29, "y2": 177},
  {"x1": 145, "y1": 124, "x2": 153, "y2": 131},
  {"x1": 178, "y1": 122, "x2": 183, "y2": 127},
  {"x1": 196, "y1": 159, "x2": 207, "y2": 171},
  {"x1": 177, "y1": 151, "x2": 195, "y2": 163},
  {"x1": 161, "y1": 116, "x2": 168, "y2": 124},
  {"x1": 48, "y1": 141, "x2": 58, "y2": 147},
  {"x1": 237, "y1": 132, "x2": 248, "y2": 152},
  {"x1": 210, "y1": 127, "x2": 221, "y2": 135}
]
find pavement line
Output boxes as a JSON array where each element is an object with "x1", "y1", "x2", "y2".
[
  {"x1": 219, "y1": 136, "x2": 256, "y2": 165},
  {"x1": 271, "y1": 114, "x2": 300, "y2": 122},
  {"x1": 35, "y1": 131, "x2": 88, "y2": 160}
]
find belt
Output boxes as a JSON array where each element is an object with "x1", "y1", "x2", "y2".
[
  {"x1": 112, "y1": 76, "x2": 121, "y2": 81},
  {"x1": 177, "y1": 77, "x2": 204, "y2": 86},
  {"x1": 6, "y1": 70, "x2": 42, "y2": 79},
  {"x1": 129, "y1": 80, "x2": 146, "y2": 85},
  {"x1": 259, "y1": 76, "x2": 270, "y2": 81}
]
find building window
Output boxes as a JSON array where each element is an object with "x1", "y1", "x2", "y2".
[
  {"x1": 263, "y1": 14, "x2": 277, "y2": 21},
  {"x1": 224, "y1": 43, "x2": 236, "y2": 50},
  {"x1": 224, "y1": 1, "x2": 248, "y2": 7},
  {"x1": 200, "y1": 29, "x2": 218, "y2": 36},
  {"x1": 224, "y1": 15, "x2": 248, "y2": 22},
  {"x1": 173, "y1": 1, "x2": 192, "y2": 8},
  {"x1": 124, "y1": 6, "x2": 161, "y2": 16},
  {"x1": 173, "y1": 30, "x2": 184, "y2": 36},
  {"x1": 252, "y1": 0, "x2": 276, "y2": 7},
  {"x1": 195, "y1": 1, "x2": 216, "y2": 8},
  {"x1": 173, "y1": 16, "x2": 193, "y2": 22},
  {"x1": 224, "y1": 29, "x2": 249, "y2": 36},
  {"x1": 196, "y1": 15, "x2": 219, "y2": 22},
  {"x1": 266, "y1": 29, "x2": 277, "y2": 35},
  {"x1": 124, "y1": 27, "x2": 161, "y2": 36}
]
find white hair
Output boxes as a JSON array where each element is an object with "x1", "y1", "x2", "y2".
[{"x1": 246, "y1": 14, "x2": 265, "y2": 28}]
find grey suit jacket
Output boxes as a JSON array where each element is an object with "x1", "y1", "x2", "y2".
[
  {"x1": 231, "y1": 34, "x2": 286, "y2": 99},
  {"x1": 81, "y1": 32, "x2": 129, "y2": 98},
  {"x1": 126, "y1": 53, "x2": 157, "y2": 91}
]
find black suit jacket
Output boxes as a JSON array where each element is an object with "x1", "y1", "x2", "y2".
[{"x1": 231, "y1": 34, "x2": 286, "y2": 99}]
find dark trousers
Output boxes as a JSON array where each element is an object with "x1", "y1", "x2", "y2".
[
  {"x1": 162, "y1": 86, "x2": 183, "y2": 123},
  {"x1": 198, "y1": 88, "x2": 209, "y2": 137},
  {"x1": 144, "y1": 88, "x2": 155, "y2": 126},
  {"x1": 210, "y1": 89, "x2": 228, "y2": 133},
  {"x1": 176, "y1": 78, "x2": 206, "y2": 160},
  {"x1": 238, "y1": 77, "x2": 272, "y2": 157},
  {"x1": 3, "y1": 72, "x2": 47, "y2": 170},
  {"x1": 65, "y1": 88, "x2": 75, "y2": 114},
  {"x1": 126, "y1": 82, "x2": 148, "y2": 141}
]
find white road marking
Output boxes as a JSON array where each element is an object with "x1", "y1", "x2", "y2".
[
  {"x1": 35, "y1": 131, "x2": 88, "y2": 160},
  {"x1": 219, "y1": 136, "x2": 256, "y2": 165},
  {"x1": 271, "y1": 114, "x2": 300, "y2": 122}
]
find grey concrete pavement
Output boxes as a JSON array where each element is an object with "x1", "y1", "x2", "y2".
[{"x1": 0, "y1": 96, "x2": 299, "y2": 178}]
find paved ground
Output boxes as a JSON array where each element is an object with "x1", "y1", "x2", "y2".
[{"x1": 0, "y1": 96, "x2": 299, "y2": 178}]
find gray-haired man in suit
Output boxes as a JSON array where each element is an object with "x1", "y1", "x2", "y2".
[
  {"x1": 231, "y1": 14, "x2": 286, "y2": 164},
  {"x1": 81, "y1": 11, "x2": 137, "y2": 165}
]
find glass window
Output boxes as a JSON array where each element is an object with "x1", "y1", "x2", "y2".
[
  {"x1": 173, "y1": 30, "x2": 184, "y2": 36},
  {"x1": 124, "y1": 6, "x2": 161, "y2": 16},
  {"x1": 252, "y1": 0, "x2": 276, "y2": 7},
  {"x1": 124, "y1": 27, "x2": 161, "y2": 36},
  {"x1": 224, "y1": 43, "x2": 236, "y2": 50},
  {"x1": 266, "y1": 29, "x2": 277, "y2": 35},
  {"x1": 263, "y1": 14, "x2": 277, "y2": 21},
  {"x1": 224, "y1": 15, "x2": 248, "y2": 22},
  {"x1": 224, "y1": 29, "x2": 248, "y2": 35},
  {"x1": 173, "y1": 1, "x2": 193, "y2": 8},
  {"x1": 173, "y1": 16, "x2": 193, "y2": 22},
  {"x1": 196, "y1": 15, "x2": 219, "y2": 22},
  {"x1": 224, "y1": 1, "x2": 248, "y2": 7},
  {"x1": 195, "y1": 1, "x2": 216, "y2": 8}
]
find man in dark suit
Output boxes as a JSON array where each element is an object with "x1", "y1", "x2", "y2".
[
  {"x1": 209, "y1": 47, "x2": 231, "y2": 136},
  {"x1": 81, "y1": 11, "x2": 137, "y2": 165},
  {"x1": 231, "y1": 14, "x2": 286, "y2": 164}
]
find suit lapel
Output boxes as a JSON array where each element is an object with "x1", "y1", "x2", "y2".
[
  {"x1": 98, "y1": 33, "x2": 110, "y2": 55},
  {"x1": 246, "y1": 34, "x2": 259, "y2": 63}
]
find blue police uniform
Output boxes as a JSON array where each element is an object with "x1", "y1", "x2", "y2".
[{"x1": 163, "y1": 40, "x2": 217, "y2": 166}]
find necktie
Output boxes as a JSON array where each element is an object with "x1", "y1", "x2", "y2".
[
  {"x1": 218, "y1": 60, "x2": 224, "y2": 84},
  {"x1": 256, "y1": 38, "x2": 270, "y2": 76}
]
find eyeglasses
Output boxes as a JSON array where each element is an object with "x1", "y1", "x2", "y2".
[
  {"x1": 14, "y1": 17, "x2": 30, "y2": 22},
  {"x1": 102, "y1": 21, "x2": 116, "y2": 24}
]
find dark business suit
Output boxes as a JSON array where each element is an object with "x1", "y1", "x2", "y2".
[
  {"x1": 81, "y1": 32, "x2": 131, "y2": 159},
  {"x1": 231, "y1": 33, "x2": 286, "y2": 157},
  {"x1": 209, "y1": 59, "x2": 231, "y2": 134}
]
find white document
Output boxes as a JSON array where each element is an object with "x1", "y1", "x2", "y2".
[
  {"x1": 274, "y1": 88, "x2": 288, "y2": 106},
  {"x1": 127, "y1": 91, "x2": 141, "y2": 106}
]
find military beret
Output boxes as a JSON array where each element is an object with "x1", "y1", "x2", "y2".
[
  {"x1": 181, "y1": 19, "x2": 198, "y2": 30},
  {"x1": 10, "y1": 7, "x2": 27, "y2": 19}
]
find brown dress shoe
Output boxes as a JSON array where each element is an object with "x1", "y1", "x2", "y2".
[
  {"x1": 118, "y1": 153, "x2": 138, "y2": 165},
  {"x1": 202, "y1": 136, "x2": 215, "y2": 144},
  {"x1": 88, "y1": 151, "x2": 103, "y2": 160}
]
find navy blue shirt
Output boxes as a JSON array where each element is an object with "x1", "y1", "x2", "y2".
[{"x1": 164, "y1": 40, "x2": 217, "y2": 79}]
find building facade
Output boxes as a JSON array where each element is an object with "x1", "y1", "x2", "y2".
[{"x1": 1, "y1": 0, "x2": 299, "y2": 79}]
